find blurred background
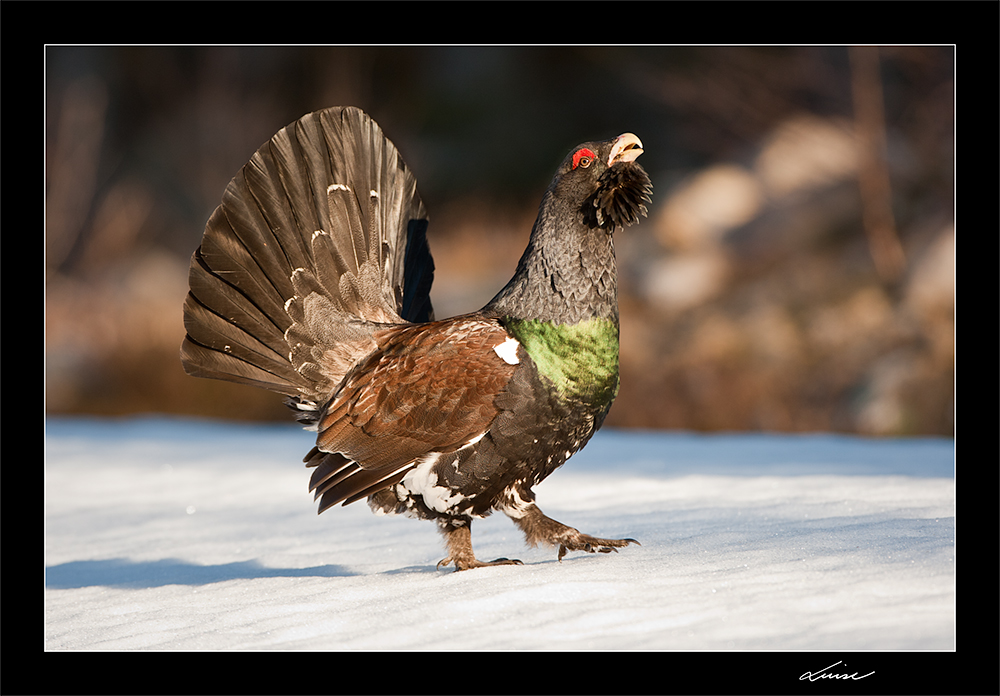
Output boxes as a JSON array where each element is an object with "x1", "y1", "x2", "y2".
[{"x1": 45, "y1": 46, "x2": 954, "y2": 436}]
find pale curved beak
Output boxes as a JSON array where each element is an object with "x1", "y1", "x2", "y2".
[{"x1": 608, "y1": 133, "x2": 644, "y2": 166}]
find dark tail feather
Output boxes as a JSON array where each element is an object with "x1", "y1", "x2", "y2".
[
  {"x1": 181, "y1": 107, "x2": 434, "y2": 403},
  {"x1": 401, "y1": 220, "x2": 435, "y2": 323},
  {"x1": 304, "y1": 447, "x2": 414, "y2": 513}
]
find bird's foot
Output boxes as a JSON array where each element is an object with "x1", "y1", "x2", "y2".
[
  {"x1": 553, "y1": 531, "x2": 640, "y2": 561},
  {"x1": 436, "y1": 517, "x2": 522, "y2": 572},
  {"x1": 436, "y1": 555, "x2": 523, "y2": 571},
  {"x1": 508, "y1": 502, "x2": 639, "y2": 562}
]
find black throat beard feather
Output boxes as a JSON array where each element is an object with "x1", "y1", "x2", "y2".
[{"x1": 582, "y1": 161, "x2": 653, "y2": 232}]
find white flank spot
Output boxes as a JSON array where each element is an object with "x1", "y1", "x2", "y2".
[
  {"x1": 328, "y1": 183, "x2": 350, "y2": 192},
  {"x1": 284, "y1": 297, "x2": 296, "y2": 312},
  {"x1": 401, "y1": 454, "x2": 466, "y2": 514},
  {"x1": 493, "y1": 337, "x2": 521, "y2": 365},
  {"x1": 312, "y1": 229, "x2": 326, "y2": 240},
  {"x1": 500, "y1": 487, "x2": 532, "y2": 519},
  {"x1": 370, "y1": 189, "x2": 379, "y2": 198}
]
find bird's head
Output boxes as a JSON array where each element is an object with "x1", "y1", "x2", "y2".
[{"x1": 549, "y1": 132, "x2": 653, "y2": 233}]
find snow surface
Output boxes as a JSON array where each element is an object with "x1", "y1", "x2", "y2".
[{"x1": 44, "y1": 416, "x2": 954, "y2": 651}]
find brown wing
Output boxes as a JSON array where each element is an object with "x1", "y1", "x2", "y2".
[{"x1": 307, "y1": 317, "x2": 520, "y2": 509}]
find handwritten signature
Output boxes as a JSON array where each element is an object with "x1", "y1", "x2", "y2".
[{"x1": 800, "y1": 661, "x2": 874, "y2": 682}]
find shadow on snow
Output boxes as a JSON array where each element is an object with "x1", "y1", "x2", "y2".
[{"x1": 44, "y1": 557, "x2": 357, "y2": 589}]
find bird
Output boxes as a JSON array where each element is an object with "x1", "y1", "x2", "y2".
[{"x1": 181, "y1": 106, "x2": 652, "y2": 570}]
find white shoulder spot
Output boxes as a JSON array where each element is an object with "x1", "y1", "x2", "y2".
[
  {"x1": 327, "y1": 183, "x2": 351, "y2": 192},
  {"x1": 493, "y1": 336, "x2": 520, "y2": 365}
]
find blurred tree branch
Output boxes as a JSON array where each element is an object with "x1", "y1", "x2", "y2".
[
  {"x1": 850, "y1": 46, "x2": 906, "y2": 283},
  {"x1": 46, "y1": 77, "x2": 108, "y2": 274}
]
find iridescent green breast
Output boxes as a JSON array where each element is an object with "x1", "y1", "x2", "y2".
[{"x1": 503, "y1": 317, "x2": 620, "y2": 408}]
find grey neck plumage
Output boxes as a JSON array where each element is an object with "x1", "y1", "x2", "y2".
[{"x1": 483, "y1": 190, "x2": 619, "y2": 326}]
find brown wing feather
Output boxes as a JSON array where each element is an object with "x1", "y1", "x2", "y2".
[{"x1": 309, "y1": 317, "x2": 518, "y2": 508}]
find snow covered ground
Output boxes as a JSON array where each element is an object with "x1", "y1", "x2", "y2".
[{"x1": 44, "y1": 416, "x2": 954, "y2": 651}]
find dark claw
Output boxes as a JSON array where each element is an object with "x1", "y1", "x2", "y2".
[{"x1": 439, "y1": 556, "x2": 524, "y2": 571}]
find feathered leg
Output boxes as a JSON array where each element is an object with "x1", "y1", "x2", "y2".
[
  {"x1": 510, "y1": 504, "x2": 639, "y2": 561},
  {"x1": 435, "y1": 518, "x2": 523, "y2": 571}
]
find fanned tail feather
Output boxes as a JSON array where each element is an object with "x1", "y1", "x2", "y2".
[{"x1": 181, "y1": 107, "x2": 434, "y2": 405}]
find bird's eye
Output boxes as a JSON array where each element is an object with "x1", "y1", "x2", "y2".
[{"x1": 572, "y1": 148, "x2": 596, "y2": 170}]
